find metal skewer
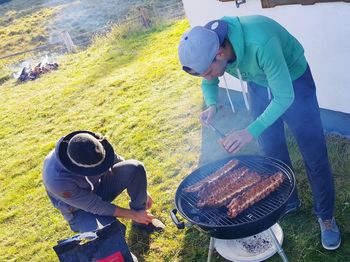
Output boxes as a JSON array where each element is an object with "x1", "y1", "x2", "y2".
[{"x1": 207, "y1": 123, "x2": 225, "y2": 139}]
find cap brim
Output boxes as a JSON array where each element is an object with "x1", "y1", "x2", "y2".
[{"x1": 58, "y1": 131, "x2": 115, "y2": 176}]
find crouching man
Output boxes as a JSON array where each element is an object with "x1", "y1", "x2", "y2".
[{"x1": 42, "y1": 130, "x2": 165, "y2": 234}]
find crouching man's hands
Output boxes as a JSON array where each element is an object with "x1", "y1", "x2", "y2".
[
  {"x1": 114, "y1": 206, "x2": 155, "y2": 224},
  {"x1": 131, "y1": 210, "x2": 155, "y2": 224}
]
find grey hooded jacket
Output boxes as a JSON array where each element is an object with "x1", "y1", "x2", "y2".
[{"x1": 42, "y1": 140, "x2": 123, "y2": 222}]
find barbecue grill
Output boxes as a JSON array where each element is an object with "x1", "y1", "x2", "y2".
[{"x1": 170, "y1": 155, "x2": 295, "y2": 261}]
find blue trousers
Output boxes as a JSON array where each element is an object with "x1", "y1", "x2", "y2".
[
  {"x1": 247, "y1": 65, "x2": 335, "y2": 220},
  {"x1": 69, "y1": 160, "x2": 148, "y2": 233}
]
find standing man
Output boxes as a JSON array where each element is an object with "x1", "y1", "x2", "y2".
[
  {"x1": 43, "y1": 130, "x2": 165, "y2": 234},
  {"x1": 178, "y1": 15, "x2": 340, "y2": 250}
]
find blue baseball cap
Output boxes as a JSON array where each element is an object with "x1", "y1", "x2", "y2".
[{"x1": 178, "y1": 20, "x2": 228, "y2": 75}]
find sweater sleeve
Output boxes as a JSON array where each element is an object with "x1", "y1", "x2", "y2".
[
  {"x1": 201, "y1": 77, "x2": 220, "y2": 107},
  {"x1": 47, "y1": 177, "x2": 117, "y2": 217},
  {"x1": 247, "y1": 37, "x2": 295, "y2": 138}
]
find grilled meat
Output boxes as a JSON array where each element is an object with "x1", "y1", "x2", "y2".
[
  {"x1": 197, "y1": 169, "x2": 261, "y2": 207},
  {"x1": 227, "y1": 172, "x2": 284, "y2": 218},
  {"x1": 183, "y1": 159, "x2": 239, "y2": 193}
]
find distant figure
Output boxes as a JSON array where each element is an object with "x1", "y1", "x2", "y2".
[
  {"x1": 178, "y1": 15, "x2": 340, "y2": 250},
  {"x1": 42, "y1": 130, "x2": 165, "y2": 234}
]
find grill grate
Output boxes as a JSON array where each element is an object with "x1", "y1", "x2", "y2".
[{"x1": 177, "y1": 156, "x2": 294, "y2": 227}]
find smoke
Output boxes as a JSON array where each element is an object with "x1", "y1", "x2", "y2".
[
  {"x1": 42, "y1": 0, "x2": 147, "y2": 45},
  {"x1": 199, "y1": 88, "x2": 259, "y2": 166}
]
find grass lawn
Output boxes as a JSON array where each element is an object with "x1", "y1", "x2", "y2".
[
  {"x1": 0, "y1": 0, "x2": 180, "y2": 84},
  {"x1": 0, "y1": 19, "x2": 349, "y2": 261}
]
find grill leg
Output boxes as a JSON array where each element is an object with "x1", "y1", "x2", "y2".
[
  {"x1": 207, "y1": 237, "x2": 215, "y2": 262},
  {"x1": 268, "y1": 228, "x2": 288, "y2": 262}
]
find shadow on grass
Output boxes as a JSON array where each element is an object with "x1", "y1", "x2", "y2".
[
  {"x1": 127, "y1": 227, "x2": 151, "y2": 262},
  {"x1": 0, "y1": 75, "x2": 10, "y2": 85}
]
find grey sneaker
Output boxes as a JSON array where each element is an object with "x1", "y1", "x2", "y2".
[
  {"x1": 318, "y1": 217, "x2": 341, "y2": 250},
  {"x1": 132, "y1": 218, "x2": 165, "y2": 233}
]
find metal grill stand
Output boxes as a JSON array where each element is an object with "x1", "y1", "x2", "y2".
[
  {"x1": 207, "y1": 223, "x2": 288, "y2": 262},
  {"x1": 268, "y1": 227, "x2": 288, "y2": 262}
]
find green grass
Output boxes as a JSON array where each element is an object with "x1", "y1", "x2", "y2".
[
  {"x1": 0, "y1": 19, "x2": 349, "y2": 262},
  {"x1": 0, "y1": 6, "x2": 59, "y2": 80},
  {"x1": 0, "y1": 7, "x2": 57, "y2": 55},
  {"x1": 0, "y1": 19, "x2": 202, "y2": 261},
  {"x1": 0, "y1": 0, "x2": 181, "y2": 86}
]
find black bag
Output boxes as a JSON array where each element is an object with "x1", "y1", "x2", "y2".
[{"x1": 53, "y1": 221, "x2": 134, "y2": 262}]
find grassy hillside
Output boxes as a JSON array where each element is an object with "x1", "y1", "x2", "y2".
[
  {"x1": 0, "y1": 7, "x2": 57, "y2": 55},
  {"x1": 0, "y1": 5, "x2": 58, "y2": 82},
  {"x1": 0, "y1": 0, "x2": 182, "y2": 83},
  {"x1": 0, "y1": 19, "x2": 203, "y2": 261},
  {"x1": 0, "y1": 19, "x2": 349, "y2": 262}
]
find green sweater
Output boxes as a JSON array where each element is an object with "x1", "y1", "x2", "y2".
[{"x1": 202, "y1": 15, "x2": 307, "y2": 138}]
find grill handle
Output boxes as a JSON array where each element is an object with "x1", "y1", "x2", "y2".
[{"x1": 170, "y1": 209, "x2": 186, "y2": 229}]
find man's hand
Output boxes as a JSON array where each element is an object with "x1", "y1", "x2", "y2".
[
  {"x1": 114, "y1": 206, "x2": 154, "y2": 224},
  {"x1": 131, "y1": 210, "x2": 155, "y2": 224},
  {"x1": 200, "y1": 105, "x2": 217, "y2": 127},
  {"x1": 219, "y1": 129, "x2": 253, "y2": 153}
]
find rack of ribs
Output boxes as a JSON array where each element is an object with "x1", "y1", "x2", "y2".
[
  {"x1": 197, "y1": 168, "x2": 262, "y2": 207},
  {"x1": 183, "y1": 159, "x2": 239, "y2": 193},
  {"x1": 227, "y1": 172, "x2": 284, "y2": 218}
]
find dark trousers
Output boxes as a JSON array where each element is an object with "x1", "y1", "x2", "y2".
[
  {"x1": 248, "y1": 65, "x2": 335, "y2": 220},
  {"x1": 69, "y1": 160, "x2": 148, "y2": 233}
]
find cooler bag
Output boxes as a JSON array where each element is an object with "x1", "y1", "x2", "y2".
[{"x1": 53, "y1": 220, "x2": 134, "y2": 262}]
